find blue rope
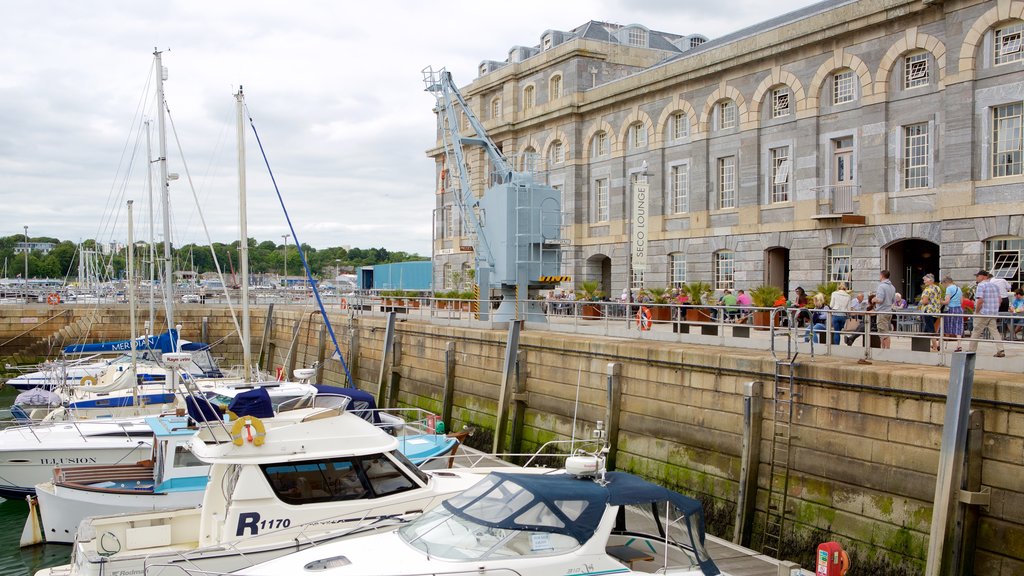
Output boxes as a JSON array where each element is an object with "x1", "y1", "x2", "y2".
[{"x1": 247, "y1": 112, "x2": 353, "y2": 387}]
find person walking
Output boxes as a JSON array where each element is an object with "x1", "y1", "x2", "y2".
[
  {"x1": 919, "y1": 273, "x2": 943, "y2": 351},
  {"x1": 873, "y1": 270, "x2": 896, "y2": 349},
  {"x1": 942, "y1": 275, "x2": 964, "y2": 351},
  {"x1": 970, "y1": 270, "x2": 1006, "y2": 357},
  {"x1": 829, "y1": 283, "x2": 851, "y2": 345}
]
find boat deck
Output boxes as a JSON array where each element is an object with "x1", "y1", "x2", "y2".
[{"x1": 705, "y1": 537, "x2": 810, "y2": 575}]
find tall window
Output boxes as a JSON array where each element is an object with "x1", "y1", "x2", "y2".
[
  {"x1": 443, "y1": 206, "x2": 456, "y2": 238},
  {"x1": 904, "y1": 52, "x2": 929, "y2": 89},
  {"x1": 986, "y1": 237, "x2": 1023, "y2": 286},
  {"x1": 490, "y1": 97, "x2": 501, "y2": 119},
  {"x1": 672, "y1": 112, "x2": 689, "y2": 140},
  {"x1": 770, "y1": 147, "x2": 791, "y2": 203},
  {"x1": 995, "y1": 22, "x2": 1024, "y2": 65},
  {"x1": 548, "y1": 140, "x2": 565, "y2": 165},
  {"x1": 669, "y1": 253, "x2": 686, "y2": 287},
  {"x1": 903, "y1": 123, "x2": 929, "y2": 189},
  {"x1": 826, "y1": 245, "x2": 853, "y2": 285},
  {"x1": 671, "y1": 164, "x2": 689, "y2": 213},
  {"x1": 549, "y1": 75, "x2": 562, "y2": 100},
  {"x1": 992, "y1": 102, "x2": 1023, "y2": 177},
  {"x1": 591, "y1": 131, "x2": 608, "y2": 157},
  {"x1": 718, "y1": 156, "x2": 736, "y2": 209},
  {"x1": 522, "y1": 86, "x2": 535, "y2": 110},
  {"x1": 627, "y1": 27, "x2": 648, "y2": 47},
  {"x1": 521, "y1": 146, "x2": 538, "y2": 173},
  {"x1": 628, "y1": 122, "x2": 647, "y2": 149},
  {"x1": 833, "y1": 70, "x2": 855, "y2": 105},
  {"x1": 442, "y1": 263, "x2": 453, "y2": 289},
  {"x1": 771, "y1": 88, "x2": 791, "y2": 118},
  {"x1": 594, "y1": 178, "x2": 610, "y2": 222},
  {"x1": 719, "y1": 100, "x2": 736, "y2": 130},
  {"x1": 714, "y1": 251, "x2": 735, "y2": 290}
]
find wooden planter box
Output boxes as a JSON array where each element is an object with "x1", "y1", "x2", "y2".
[
  {"x1": 436, "y1": 300, "x2": 449, "y2": 309},
  {"x1": 685, "y1": 307, "x2": 705, "y2": 322},
  {"x1": 650, "y1": 305, "x2": 672, "y2": 323},
  {"x1": 407, "y1": 300, "x2": 420, "y2": 308},
  {"x1": 752, "y1": 310, "x2": 780, "y2": 330},
  {"x1": 581, "y1": 303, "x2": 602, "y2": 319}
]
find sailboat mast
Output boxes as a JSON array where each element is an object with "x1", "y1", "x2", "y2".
[
  {"x1": 236, "y1": 87, "x2": 252, "y2": 381},
  {"x1": 155, "y1": 48, "x2": 174, "y2": 332},
  {"x1": 127, "y1": 201, "x2": 138, "y2": 370},
  {"x1": 145, "y1": 119, "x2": 156, "y2": 333}
]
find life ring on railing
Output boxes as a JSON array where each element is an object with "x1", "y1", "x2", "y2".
[
  {"x1": 46, "y1": 293, "x2": 60, "y2": 306},
  {"x1": 636, "y1": 306, "x2": 653, "y2": 331},
  {"x1": 231, "y1": 415, "x2": 267, "y2": 447},
  {"x1": 80, "y1": 375, "x2": 98, "y2": 387},
  {"x1": 340, "y1": 298, "x2": 348, "y2": 310}
]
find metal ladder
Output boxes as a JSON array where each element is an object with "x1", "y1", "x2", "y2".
[{"x1": 763, "y1": 308, "x2": 800, "y2": 558}]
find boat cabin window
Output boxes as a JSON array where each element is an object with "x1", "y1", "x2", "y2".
[
  {"x1": 174, "y1": 445, "x2": 204, "y2": 468},
  {"x1": 389, "y1": 449, "x2": 429, "y2": 485},
  {"x1": 261, "y1": 453, "x2": 417, "y2": 505},
  {"x1": 398, "y1": 507, "x2": 579, "y2": 560}
]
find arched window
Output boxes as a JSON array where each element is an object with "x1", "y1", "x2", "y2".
[
  {"x1": 669, "y1": 253, "x2": 686, "y2": 287},
  {"x1": 770, "y1": 87, "x2": 791, "y2": 119},
  {"x1": 590, "y1": 131, "x2": 608, "y2": 158},
  {"x1": 903, "y1": 51, "x2": 930, "y2": 89},
  {"x1": 522, "y1": 86, "x2": 535, "y2": 110},
  {"x1": 717, "y1": 100, "x2": 737, "y2": 130},
  {"x1": 986, "y1": 236, "x2": 1023, "y2": 287},
  {"x1": 490, "y1": 97, "x2": 501, "y2": 119},
  {"x1": 548, "y1": 140, "x2": 565, "y2": 165},
  {"x1": 669, "y1": 111, "x2": 689, "y2": 141},
  {"x1": 550, "y1": 74, "x2": 562, "y2": 100},
  {"x1": 713, "y1": 250, "x2": 735, "y2": 290},
  {"x1": 627, "y1": 122, "x2": 647, "y2": 150},
  {"x1": 994, "y1": 21, "x2": 1024, "y2": 65},
  {"x1": 826, "y1": 245, "x2": 853, "y2": 285},
  {"x1": 832, "y1": 69, "x2": 856, "y2": 105},
  {"x1": 521, "y1": 146, "x2": 538, "y2": 172}
]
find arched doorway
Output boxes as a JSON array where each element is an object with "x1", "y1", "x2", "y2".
[
  {"x1": 586, "y1": 254, "x2": 612, "y2": 295},
  {"x1": 884, "y1": 239, "x2": 939, "y2": 301},
  {"x1": 764, "y1": 247, "x2": 790, "y2": 292}
]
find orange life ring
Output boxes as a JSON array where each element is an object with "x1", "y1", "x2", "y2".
[
  {"x1": 636, "y1": 306, "x2": 652, "y2": 331},
  {"x1": 340, "y1": 298, "x2": 348, "y2": 310},
  {"x1": 47, "y1": 293, "x2": 61, "y2": 306}
]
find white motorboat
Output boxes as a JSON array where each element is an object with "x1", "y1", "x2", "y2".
[
  {"x1": 41, "y1": 401, "x2": 486, "y2": 576},
  {"x1": 230, "y1": 464, "x2": 726, "y2": 576}
]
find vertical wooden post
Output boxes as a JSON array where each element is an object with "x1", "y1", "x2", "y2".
[
  {"x1": 509, "y1": 350, "x2": 529, "y2": 458},
  {"x1": 201, "y1": 316, "x2": 209, "y2": 345},
  {"x1": 605, "y1": 362, "x2": 622, "y2": 472},
  {"x1": 348, "y1": 318, "x2": 360, "y2": 387},
  {"x1": 376, "y1": 312, "x2": 397, "y2": 405},
  {"x1": 953, "y1": 409, "x2": 985, "y2": 576},
  {"x1": 734, "y1": 381, "x2": 764, "y2": 546},
  {"x1": 386, "y1": 336, "x2": 402, "y2": 408},
  {"x1": 257, "y1": 303, "x2": 275, "y2": 372},
  {"x1": 315, "y1": 323, "x2": 327, "y2": 383},
  {"x1": 441, "y1": 341, "x2": 456, "y2": 427},
  {"x1": 285, "y1": 317, "x2": 301, "y2": 378},
  {"x1": 493, "y1": 321, "x2": 522, "y2": 454}
]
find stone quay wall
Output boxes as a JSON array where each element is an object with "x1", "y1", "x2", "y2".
[{"x1": 1, "y1": 303, "x2": 1023, "y2": 575}]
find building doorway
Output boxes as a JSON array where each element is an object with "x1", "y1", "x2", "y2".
[
  {"x1": 884, "y1": 239, "x2": 939, "y2": 302},
  {"x1": 765, "y1": 247, "x2": 790, "y2": 293},
  {"x1": 586, "y1": 254, "x2": 612, "y2": 296}
]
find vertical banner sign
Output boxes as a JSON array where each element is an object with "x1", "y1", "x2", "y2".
[{"x1": 632, "y1": 181, "x2": 649, "y2": 272}]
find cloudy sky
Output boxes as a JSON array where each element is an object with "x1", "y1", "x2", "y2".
[{"x1": 0, "y1": 0, "x2": 820, "y2": 255}]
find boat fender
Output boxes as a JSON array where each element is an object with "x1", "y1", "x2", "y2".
[
  {"x1": 231, "y1": 415, "x2": 267, "y2": 447},
  {"x1": 80, "y1": 375, "x2": 98, "y2": 387}
]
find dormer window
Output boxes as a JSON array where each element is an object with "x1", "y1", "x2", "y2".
[
  {"x1": 543, "y1": 36, "x2": 553, "y2": 51},
  {"x1": 627, "y1": 27, "x2": 648, "y2": 47},
  {"x1": 479, "y1": 64, "x2": 487, "y2": 76}
]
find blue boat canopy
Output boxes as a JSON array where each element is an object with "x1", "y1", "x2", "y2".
[
  {"x1": 63, "y1": 330, "x2": 181, "y2": 355},
  {"x1": 228, "y1": 387, "x2": 274, "y2": 419},
  {"x1": 314, "y1": 385, "x2": 380, "y2": 424}
]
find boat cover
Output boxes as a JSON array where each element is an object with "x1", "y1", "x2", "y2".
[
  {"x1": 314, "y1": 385, "x2": 380, "y2": 424},
  {"x1": 14, "y1": 387, "x2": 61, "y2": 407},
  {"x1": 63, "y1": 330, "x2": 180, "y2": 355},
  {"x1": 228, "y1": 387, "x2": 274, "y2": 419},
  {"x1": 442, "y1": 470, "x2": 719, "y2": 575},
  {"x1": 186, "y1": 395, "x2": 224, "y2": 423}
]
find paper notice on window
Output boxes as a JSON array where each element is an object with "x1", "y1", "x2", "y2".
[{"x1": 530, "y1": 532, "x2": 553, "y2": 551}]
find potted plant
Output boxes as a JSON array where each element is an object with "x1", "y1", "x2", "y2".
[
  {"x1": 645, "y1": 286, "x2": 673, "y2": 322},
  {"x1": 749, "y1": 284, "x2": 784, "y2": 329},
  {"x1": 404, "y1": 290, "x2": 420, "y2": 308},
  {"x1": 381, "y1": 290, "x2": 394, "y2": 306},
  {"x1": 458, "y1": 290, "x2": 476, "y2": 311},
  {"x1": 576, "y1": 280, "x2": 605, "y2": 319},
  {"x1": 681, "y1": 281, "x2": 712, "y2": 322},
  {"x1": 814, "y1": 281, "x2": 840, "y2": 304}
]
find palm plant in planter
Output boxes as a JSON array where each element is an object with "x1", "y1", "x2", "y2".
[
  {"x1": 814, "y1": 281, "x2": 840, "y2": 304},
  {"x1": 749, "y1": 284, "x2": 784, "y2": 329},
  {"x1": 576, "y1": 280, "x2": 605, "y2": 319},
  {"x1": 681, "y1": 281, "x2": 713, "y2": 322},
  {"x1": 645, "y1": 286, "x2": 673, "y2": 322}
]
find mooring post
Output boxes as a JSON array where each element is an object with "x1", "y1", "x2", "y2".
[
  {"x1": 953, "y1": 409, "x2": 986, "y2": 576},
  {"x1": 257, "y1": 303, "x2": 275, "y2": 371},
  {"x1": 375, "y1": 312, "x2": 397, "y2": 406},
  {"x1": 441, "y1": 341, "x2": 456, "y2": 427},
  {"x1": 285, "y1": 317, "x2": 301, "y2": 379},
  {"x1": 509, "y1": 350, "x2": 529, "y2": 458},
  {"x1": 924, "y1": 351, "x2": 976, "y2": 576},
  {"x1": 734, "y1": 381, "x2": 764, "y2": 546},
  {"x1": 348, "y1": 318, "x2": 359, "y2": 386},
  {"x1": 492, "y1": 320, "x2": 522, "y2": 454},
  {"x1": 386, "y1": 335, "x2": 402, "y2": 408},
  {"x1": 201, "y1": 316, "x2": 209, "y2": 345},
  {"x1": 605, "y1": 362, "x2": 623, "y2": 471},
  {"x1": 315, "y1": 323, "x2": 327, "y2": 383}
]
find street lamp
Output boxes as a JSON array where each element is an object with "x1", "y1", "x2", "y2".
[
  {"x1": 23, "y1": 225, "x2": 28, "y2": 302},
  {"x1": 281, "y1": 233, "x2": 290, "y2": 289}
]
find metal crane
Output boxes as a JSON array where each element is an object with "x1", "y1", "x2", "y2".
[{"x1": 423, "y1": 66, "x2": 566, "y2": 322}]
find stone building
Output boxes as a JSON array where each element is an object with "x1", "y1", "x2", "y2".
[{"x1": 428, "y1": 0, "x2": 1024, "y2": 301}]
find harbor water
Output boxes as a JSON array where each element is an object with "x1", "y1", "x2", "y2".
[{"x1": 0, "y1": 386, "x2": 73, "y2": 576}]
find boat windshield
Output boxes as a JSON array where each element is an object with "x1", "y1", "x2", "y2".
[{"x1": 398, "y1": 507, "x2": 579, "y2": 560}]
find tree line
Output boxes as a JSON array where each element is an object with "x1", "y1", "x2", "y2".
[{"x1": 0, "y1": 234, "x2": 426, "y2": 280}]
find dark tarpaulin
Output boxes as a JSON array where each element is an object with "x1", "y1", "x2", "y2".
[
  {"x1": 228, "y1": 387, "x2": 274, "y2": 419},
  {"x1": 314, "y1": 385, "x2": 380, "y2": 424},
  {"x1": 186, "y1": 395, "x2": 222, "y2": 423}
]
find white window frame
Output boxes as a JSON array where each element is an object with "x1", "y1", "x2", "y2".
[
  {"x1": 833, "y1": 70, "x2": 855, "y2": 105},
  {"x1": 548, "y1": 140, "x2": 565, "y2": 165},
  {"x1": 550, "y1": 75, "x2": 562, "y2": 100},
  {"x1": 719, "y1": 100, "x2": 736, "y2": 130},
  {"x1": 521, "y1": 147, "x2": 539, "y2": 173},
  {"x1": 992, "y1": 102, "x2": 1023, "y2": 178},
  {"x1": 986, "y1": 237, "x2": 1023, "y2": 286},
  {"x1": 591, "y1": 132, "x2": 608, "y2": 158},
  {"x1": 669, "y1": 253, "x2": 686, "y2": 287},
  {"x1": 594, "y1": 178, "x2": 610, "y2": 222},
  {"x1": 491, "y1": 97, "x2": 501, "y2": 119},
  {"x1": 523, "y1": 86, "x2": 535, "y2": 110},
  {"x1": 903, "y1": 123, "x2": 929, "y2": 189},
  {"x1": 769, "y1": 146, "x2": 791, "y2": 204},
  {"x1": 627, "y1": 27, "x2": 648, "y2": 47},
  {"x1": 670, "y1": 163, "x2": 689, "y2": 214},
  {"x1": 442, "y1": 263, "x2": 453, "y2": 289},
  {"x1": 628, "y1": 123, "x2": 647, "y2": 149},
  {"x1": 672, "y1": 112, "x2": 689, "y2": 140},
  {"x1": 826, "y1": 245, "x2": 853, "y2": 285},
  {"x1": 718, "y1": 156, "x2": 736, "y2": 209},
  {"x1": 714, "y1": 251, "x2": 735, "y2": 290},
  {"x1": 904, "y1": 52, "x2": 929, "y2": 89},
  {"x1": 771, "y1": 88, "x2": 791, "y2": 119},
  {"x1": 444, "y1": 206, "x2": 456, "y2": 238},
  {"x1": 543, "y1": 37, "x2": 553, "y2": 51},
  {"x1": 995, "y1": 22, "x2": 1024, "y2": 65}
]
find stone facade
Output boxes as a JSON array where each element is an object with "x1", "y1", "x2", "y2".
[{"x1": 429, "y1": 0, "x2": 1024, "y2": 301}]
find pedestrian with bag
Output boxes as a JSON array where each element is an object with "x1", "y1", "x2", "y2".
[{"x1": 970, "y1": 270, "x2": 1006, "y2": 358}]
